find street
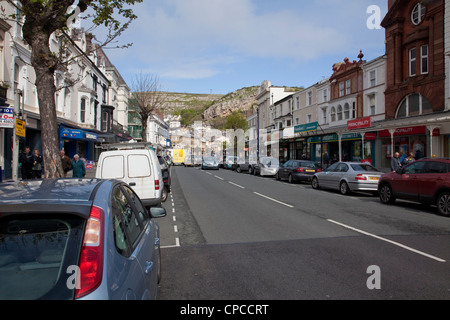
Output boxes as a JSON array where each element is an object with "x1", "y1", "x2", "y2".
[{"x1": 157, "y1": 165, "x2": 450, "y2": 300}]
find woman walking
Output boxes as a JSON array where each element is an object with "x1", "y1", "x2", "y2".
[
  {"x1": 72, "y1": 154, "x2": 86, "y2": 178},
  {"x1": 32, "y1": 149, "x2": 43, "y2": 179}
]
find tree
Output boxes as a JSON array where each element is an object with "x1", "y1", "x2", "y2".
[
  {"x1": 130, "y1": 72, "x2": 168, "y2": 142},
  {"x1": 12, "y1": 0, "x2": 142, "y2": 178},
  {"x1": 225, "y1": 111, "x2": 249, "y2": 131}
]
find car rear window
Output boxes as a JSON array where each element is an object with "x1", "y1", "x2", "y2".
[
  {"x1": 350, "y1": 164, "x2": 380, "y2": 172},
  {"x1": 0, "y1": 214, "x2": 85, "y2": 300},
  {"x1": 299, "y1": 161, "x2": 316, "y2": 168}
]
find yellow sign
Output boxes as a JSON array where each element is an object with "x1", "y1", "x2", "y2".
[{"x1": 16, "y1": 119, "x2": 26, "y2": 137}]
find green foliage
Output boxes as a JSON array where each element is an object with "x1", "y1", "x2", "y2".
[{"x1": 225, "y1": 111, "x2": 249, "y2": 131}]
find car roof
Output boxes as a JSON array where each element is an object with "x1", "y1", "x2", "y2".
[{"x1": 0, "y1": 179, "x2": 107, "y2": 219}]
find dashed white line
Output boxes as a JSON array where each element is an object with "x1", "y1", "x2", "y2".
[
  {"x1": 229, "y1": 181, "x2": 245, "y2": 189},
  {"x1": 174, "y1": 225, "x2": 178, "y2": 233},
  {"x1": 253, "y1": 192, "x2": 294, "y2": 208},
  {"x1": 214, "y1": 175, "x2": 224, "y2": 180},
  {"x1": 327, "y1": 219, "x2": 446, "y2": 263}
]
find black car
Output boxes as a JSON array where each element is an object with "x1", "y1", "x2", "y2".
[
  {"x1": 276, "y1": 160, "x2": 320, "y2": 183},
  {"x1": 158, "y1": 155, "x2": 171, "y2": 202}
]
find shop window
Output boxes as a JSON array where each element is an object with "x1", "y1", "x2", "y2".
[{"x1": 396, "y1": 93, "x2": 432, "y2": 118}]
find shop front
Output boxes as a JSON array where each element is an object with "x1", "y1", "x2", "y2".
[
  {"x1": 60, "y1": 126, "x2": 98, "y2": 161},
  {"x1": 378, "y1": 126, "x2": 439, "y2": 168}
]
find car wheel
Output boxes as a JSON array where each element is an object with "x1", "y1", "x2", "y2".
[
  {"x1": 161, "y1": 186, "x2": 168, "y2": 202},
  {"x1": 288, "y1": 174, "x2": 294, "y2": 184},
  {"x1": 437, "y1": 192, "x2": 450, "y2": 217},
  {"x1": 311, "y1": 177, "x2": 320, "y2": 189},
  {"x1": 340, "y1": 181, "x2": 350, "y2": 195},
  {"x1": 275, "y1": 172, "x2": 280, "y2": 180},
  {"x1": 237, "y1": 166, "x2": 242, "y2": 173},
  {"x1": 248, "y1": 166, "x2": 253, "y2": 174},
  {"x1": 379, "y1": 183, "x2": 395, "y2": 204}
]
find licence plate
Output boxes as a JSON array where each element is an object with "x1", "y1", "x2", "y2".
[
  {"x1": 369, "y1": 177, "x2": 379, "y2": 181},
  {"x1": 306, "y1": 170, "x2": 315, "y2": 173}
]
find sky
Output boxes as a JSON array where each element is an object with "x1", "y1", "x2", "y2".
[{"x1": 87, "y1": 0, "x2": 388, "y2": 95}]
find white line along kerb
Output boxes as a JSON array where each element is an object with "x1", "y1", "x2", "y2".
[{"x1": 327, "y1": 219, "x2": 446, "y2": 263}]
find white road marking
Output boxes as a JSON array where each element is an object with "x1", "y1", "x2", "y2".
[
  {"x1": 253, "y1": 192, "x2": 294, "y2": 208},
  {"x1": 327, "y1": 219, "x2": 446, "y2": 263},
  {"x1": 229, "y1": 181, "x2": 245, "y2": 189},
  {"x1": 174, "y1": 225, "x2": 178, "y2": 233},
  {"x1": 214, "y1": 175, "x2": 224, "y2": 180}
]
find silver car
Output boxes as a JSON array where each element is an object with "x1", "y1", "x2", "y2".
[
  {"x1": 0, "y1": 179, "x2": 166, "y2": 300},
  {"x1": 254, "y1": 157, "x2": 280, "y2": 177},
  {"x1": 311, "y1": 162, "x2": 382, "y2": 195}
]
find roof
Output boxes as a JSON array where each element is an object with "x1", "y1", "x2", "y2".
[{"x1": 0, "y1": 179, "x2": 106, "y2": 218}]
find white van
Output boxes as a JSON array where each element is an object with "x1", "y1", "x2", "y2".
[{"x1": 95, "y1": 149, "x2": 163, "y2": 208}]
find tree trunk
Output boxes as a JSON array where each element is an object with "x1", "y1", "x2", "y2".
[{"x1": 25, "y1": 32, "x2": 64, "y2": 179}]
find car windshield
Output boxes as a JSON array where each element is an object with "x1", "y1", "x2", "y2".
[
  {"x1": 0, "y1": 214, "x2": 85, "y2": 300},
  {"x1": 203, "y1": 157, "x2": 216, "y2": 162},
  {"x1": 261, "y1": 158, "x2": 279, "y2": 166},
  {"x1": 350, "y1": 164, "x2": 380, "y2": 172}
]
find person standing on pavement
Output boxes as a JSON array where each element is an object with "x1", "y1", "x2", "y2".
[
  {"x1": 391, "y1": 152, "x2": 402, "y2": 172},
  {"x1": 60, "y1": 150, "x2": 72, "y2": 177},
  {"x1": 72, "y1": 154, "x2": 86, "y2": 178},
  {"x1": 20, "y1": 147, "x2": 34, "y2": 180},
  {"x1": 32, "y1": 149, "x2": 43, "y2": 179}
]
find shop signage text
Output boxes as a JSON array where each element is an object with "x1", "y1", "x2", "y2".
[{"x1": 347, "y1": 117, "x2": 372, "y2": 130}]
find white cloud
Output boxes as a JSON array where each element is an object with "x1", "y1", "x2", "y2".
[{"x1": 103, "y1": 0, "x2": 385, "y2": 83}]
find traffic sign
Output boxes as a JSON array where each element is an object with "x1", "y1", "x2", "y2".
[{"x1": 16, "y1": 118, "x2": 26, "y2": 137}]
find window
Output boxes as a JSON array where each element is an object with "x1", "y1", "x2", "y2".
[
  {"x1": 411, "y1": 3, "x2": 426, "y2": 25},
  {"x1": 322, "y1": 108, "x2": 327, "y2": 124},
  {"x1": 80, "y1": 98, "x2": 86, "y2": 123},
  {"x1": 330, "y1": 107, "x2": 336, "y2": 122},
  {"x1": 307, "y1": 114, "x2": 312, "y2": 123},
  {"x1": 337, "y1": 105, "x2": 343, "y2": 121},
  {"x1": 344, "y1": 103, "x2": 350, "y2": 120},
  {"x1": 369, "y1": 94, "x2": 376, "y2": 116},
  {"x1": 421, "y1": 45, "x2": 428, "y2": 74},
  {"x1": 308, "y1": 91, "x2": 312, "y2": 106},
  {"x1": 409, "y1": 48, "x2": 417, "y2": 76},
  {"x1": 295, "y1": 118, "x2": 299, "y2": 125},
  {"x1": 346, "y1": 80, "x2": 351, "y2": 95},
  {"x1": 339, "y1": 82, "x2": 345, "y2": 97},
  {"x1": 370, "y1": 70, "x2": 376, "y2": 87},
  {"x1": 323, "y1": 89, "x2": 328, "y2": 102},
  {"x1": 396, "y1": 93, "x2": 433, "y2": 118},
  {"x1": 424, "y1": 161, "x2": 448, "y2": 174},
  {"x1": 296, "y1": 97, "x2": 300, "y2": 110}
]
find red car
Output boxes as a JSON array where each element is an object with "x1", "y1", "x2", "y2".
[{"x1": 378, "y1": 158, "x2": 450, "y2": 216}]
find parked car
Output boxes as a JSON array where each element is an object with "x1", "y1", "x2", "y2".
[
  {"x1": 0, "y1": 179, "x2": 167, "y2": 300},
  {"x1": 157, "y1": 154, "x2": 171, "y2": 202},
  {"x1": 253, "y1": 157, "x2": 280, "y2": 177},
  {"x1": 201, "y1": 156, "x2": 219, "y2": 170},
  {"x1": 378, "y1": 158, "x2": 450, "y2": 216},
  {"x1": 276, "y1": 160, "x2": 320, "y2": 183},
  {"x1": 95, "y1": 148, "x2": 163, "y2": 208},
  {"x1": 224, "y1": 156, "x2": 238, "y2": 170},
  {"x1": 311, "y1": 162, "x2": 382, "y2": 195}
]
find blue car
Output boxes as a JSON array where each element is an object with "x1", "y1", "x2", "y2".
[{"x1": 0, "y1": 179, "x2": 166, "y2": 300}]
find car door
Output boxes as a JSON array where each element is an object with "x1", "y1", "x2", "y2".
[
  {"x1": 394, "y1": 161, "x2": 426, "y2": 199},
  {"x1": 280, "y1": 161, "x2": 292, "y2": 180},
  {"x1": 320, "y1": 162, "x2": 339, "y2": 188},
  {"x1": 110, "y1": 185, "x2": 147, "y2": 300},
  {"x1": 331, "y1": 163, "x2": 349, "y2": 189},
  {"x1": 122, "y1": 185, "x2": 159, "y2": 299},
  {"x1": 419, "y1": 161, "x2": 448, "y2": 203}
]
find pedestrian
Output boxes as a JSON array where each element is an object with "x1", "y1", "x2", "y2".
[
  {"x1": 400, "y1": 152, "x2": 407, "y2": 165},
  {"x1": 72, "y1": 154, "x2": 86, "y2": 178},
  {"x1": 323, "y1": 152, "x2": 329, "y2": 169},
  {"x1": 60, "y1": 150, "x2": 72, "y2": 177},
  {"x1": 415, "y1": 149, "x2": 423, "y2": 160},
  {"x1": 20, "y1": 146, "x2": 34, "y2": 180},
  {"x1": 403, "y1": 152, "x2": 415, "y2": 166},
  {"x1": 330, "y1": 153, "x2": 339, "y2": 164},
  {"x1": 32, "y1": 149, "x2": 43, "y2": 179},
  {"x1": 391, "y1": 152, "x2": 402, "y2": 172}
]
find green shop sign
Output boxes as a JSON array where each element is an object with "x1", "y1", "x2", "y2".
[{"x1": 295, "y1": 122, "x2": 318, "y2": 134}]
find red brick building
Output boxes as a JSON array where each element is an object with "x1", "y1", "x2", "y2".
[{"x1": 381, "y1": 0, "x2": 445, "y2": 119}]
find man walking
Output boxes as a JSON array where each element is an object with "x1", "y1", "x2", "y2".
[
  {"x1": 20, "y1": 147, "x2": 34, "y2": 180},
  {"x1": 391, "y1": 152, "x2": 402, "y2": 172}
]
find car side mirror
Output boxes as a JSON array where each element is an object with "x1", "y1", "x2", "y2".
[
  {"x1": 149, "y1": 206, "x2": 167, "y2": 218},
  {"x1": 395, "y1": 168, "x2": 403, "y2": 174}
]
